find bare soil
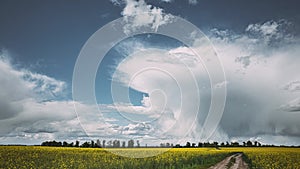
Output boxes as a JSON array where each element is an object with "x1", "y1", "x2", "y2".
[{"x1": 208, "y1": 153, "x2": 249, "y2": 169}]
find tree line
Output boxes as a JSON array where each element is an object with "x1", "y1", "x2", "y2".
[
  {"x1": 173, "y1": 140, "x2": 261, "y2": 148},
  {"x1": 41, "y1": 139, "x2": 299, "y2": 148},
  {"x1": 41, "y1": 139, "x2": 138, "y2": 148}
]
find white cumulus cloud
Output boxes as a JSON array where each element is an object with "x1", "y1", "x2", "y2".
[{"x1": 118, "y1": 0, "x2": 174, "y2": 34}]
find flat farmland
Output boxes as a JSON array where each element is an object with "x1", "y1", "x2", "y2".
[{"x1": 0, "y1": 146, "x2": 299, "y2": 169}]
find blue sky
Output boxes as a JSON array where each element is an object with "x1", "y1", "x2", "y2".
[
  {"x1": 1, "y1": 0, "x2": 299, "y2": 83},
  {"x1": 0, "y1": 0, "x2": 299, "y2": 88},
  {"x1": 0, "y1": 0, "x2": 300, "y2": 146}
]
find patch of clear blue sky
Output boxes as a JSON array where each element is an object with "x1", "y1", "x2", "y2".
[{"x1": 0, "y1": 0, "x2": 299, "y2": 101}]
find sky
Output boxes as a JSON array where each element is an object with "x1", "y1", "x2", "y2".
[{"x1": 0, "y1": 0, "x2": 300, "y2": 146}]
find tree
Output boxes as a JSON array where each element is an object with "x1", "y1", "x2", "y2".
[
  {"x1": 75, "y1": 140, "x2": 80, "y2": 147},
  {"x1": 58, "y1": 141, "x2": 62, "y2": 147},
  {"x1": 113, "y1": 140, "x2": 120, "y2": 148},
  {"x1": 128, "y1": 139, "x2": 134, "y2": 148},
  {"x1": 185, "y1": 142, "x2": 191, "y2": 148},
  {"x1": 203, "y1": 142, "x2": 209, "y2": 147},
  {"x1": 231, "y1": 142, "x2": 239, "y2": 147},
  {"x1": 96, "y1": 139, "x2": 101, "y2": 148},
  {"x1": 198, "y1": 142, "x2": 203, "y2": 147},
  {"x1": 122, "y1": 141, "x2": 126, "y2": 148},
  {"x1": 107, "y1": 140, "x2": 112, "y2": 147},
  {"x1": 174, "y1": 144, "x2": 181, "y2": 148},
  {"x1": 136, "y1": 140, "x2": 140, "y2": 148},
  {"x1": 63, "y1": 141, "x2": 68, "y2": 147},
  {"x1": 102, "y1": 140, "x2": 106, "y2": 148},
  {"x1": 91, "y1": 140, "x2": 95, "y2": 148},
  {"x1": 226, "y1": 141, "x2": 230, "y2": 147},
  {"x1": 213, "y1": 142, "x2": 218, "y2": 148},
  {"x1": 254, "y1": 141, "x2": 258, "y2": 147},
  {"x1": 41, "y1": 140, "x2": 62, "y2": 147},
  {"x1": 81, "y1": 141, "x2": 91, "y2": 148},
  {"x1": 246, "y1": 140, "x2": 253, "y2": 147}
]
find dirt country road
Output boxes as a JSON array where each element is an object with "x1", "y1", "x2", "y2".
[{"x1": 208, "y1": 153, "x2": 248, "y2": 169}]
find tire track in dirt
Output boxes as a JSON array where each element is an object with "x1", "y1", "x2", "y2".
[{"x1": 208, "y1": 153, "x2": 248, "y2": 169}]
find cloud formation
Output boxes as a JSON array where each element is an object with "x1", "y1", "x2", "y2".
[
  {"x1": 112, "y1": 0, "x2": 174, "y2": 34},
  {"x1": 283, "y1": 80, "x2": 300, "y2": 92},
  {"x1": 1, "y1": 3, "x2": 300, "y2": 146},
  {"x1": 0, "y1": 52, "x2": 89, "y2": 144},
  {"x1": 209, "y1": 20, "x2": 300, "y2": 144},
  {"x1": 280, "y1": 98, "x2": 300, "y2": 112},
  {"x1": 245, "y1": 20, "x2": 294, "y2": 46},
  {"x1": 0, "y1": 53, "x2": 66, "y2": 120},
  {"x1": 100, "y1": 19, "x2": 300, "y2": 145}
]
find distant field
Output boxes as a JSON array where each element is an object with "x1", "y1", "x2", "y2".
[
  {"x1": 230, "y1": 147, "x2": 300, "y2": 169},
  {"x1": 0, "y1": 146, "x2": 299, "y2": 169}
]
